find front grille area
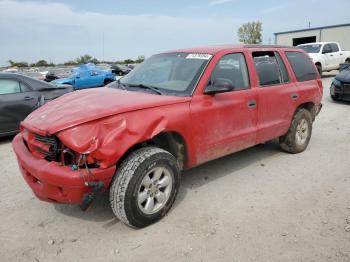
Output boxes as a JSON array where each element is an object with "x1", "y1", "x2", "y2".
[
  {"x1": 23, "y1": 130, "x2": 60, "y2": 161},
  {"x1": 34, "y1": 134, "x2": 60, "y2": 161},
  {"x1": 343, "y1": 83, "x2": 350, "y2": 94}
]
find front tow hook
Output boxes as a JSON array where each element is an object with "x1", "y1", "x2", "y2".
[{"x1": 80, "y1": 181, "x2": 104, "y2": 211}]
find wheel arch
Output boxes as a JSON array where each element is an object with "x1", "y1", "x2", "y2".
[
  {"x1": 115, "y1": 131, "x2": 188, "y2": 171},
  {"x1": 295, "y1": 101, "x2": 317, "y2": 121}
]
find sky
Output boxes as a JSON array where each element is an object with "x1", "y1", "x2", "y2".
[{"x1": 0, "y1": 0, "x2": 350, "y2": 66}]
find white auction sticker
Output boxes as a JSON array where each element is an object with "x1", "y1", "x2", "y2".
[{"x1": 186, "y1": 53, "x2": 212, "y2": 60}]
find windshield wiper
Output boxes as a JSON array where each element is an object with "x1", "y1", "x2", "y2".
[{"x1": 126, "y1": 83, "x2": 163, "y2": 95}]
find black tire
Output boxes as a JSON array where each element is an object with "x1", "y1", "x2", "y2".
[
  {"x1": 316, "y1": 64, "x2": 322, "y2": 76},
  {"x1": 331, "y1": 94, "x2": 340, "y2": 101},
  {"x1": 109, "y1": 147, "x2": 180, "y2": 228},
  {"x1": 279, "y1": 109, "x2": 313, "y2": 154},
  {"x1": 103, "y1": 79, "x2": 112, "y2": 86}
]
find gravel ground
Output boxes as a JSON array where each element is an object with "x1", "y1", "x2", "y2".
[{"x1": 1, "y1": 73, "x2": 350, "y2": 262}]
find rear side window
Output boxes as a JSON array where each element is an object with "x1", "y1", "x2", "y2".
[
  {"x1": 330, "y1": 43, "x2": 339, "y2": 52},
  {"x1": 0, "y1": 79, "x2": 21, "y2": 95},
  {"x1": 285, "y1": 51, "x2": 318, "y2": 82},
  {"x1": 20, "y1": 82, "x2": 31, "y2": 92},
  {"x1": 253, "y1": 51, "x2": 289, "y2": 86}
]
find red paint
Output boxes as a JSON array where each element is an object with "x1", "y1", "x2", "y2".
[{"x1": 13, "y1": 45, "x2": 322, "y2": 204}]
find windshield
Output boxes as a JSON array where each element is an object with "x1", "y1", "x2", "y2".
[
  {"x1": 119, "y1": 52, "x2": 211, "y2": 96},
  {"x1": 299, "y1": 44, "x2": 321, "y2": 53}
]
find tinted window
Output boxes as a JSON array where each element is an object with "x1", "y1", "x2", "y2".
[
  {"x1": 0, "y1": 79, "x2": 21, "y2": 95},
  {"x1": 253, "y1": 52, "x2": 281, "y2": 86},
  {"x1": 330, "y1": 43, "x2": 339, "y2": 52},
  {"x1": 211, "y1": 53, "x2": 250, "y2": 91},
  {"x1": 20, "y1": 82, "x2": 31, "y2": 92},
  {"x1": 275, "y1": 52, "x2": 289, "y2": 83},
  {"x1": 323, "y1": 44, "x2": 332, "y2": 54},
  {"x1": 286, "y1": 51, "x2": 318, "y2": 81}
]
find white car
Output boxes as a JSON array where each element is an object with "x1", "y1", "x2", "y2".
[{"x1": 298, "y1": 42, "x2": 350, "y2": 75}]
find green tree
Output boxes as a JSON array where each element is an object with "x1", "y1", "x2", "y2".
[
  {"x1": 238, "y1": 21, "x2": 262, "y2": 44},
  {"x1": 123, "y1": 59, "x2": 135, "y2": 64},
  {"x1": 135, "y1": 55, "x2": 145, "y2": 63},
  {"x1": 35, "y1": 60, "x2": 49, "y2": 67},
  {"x1": 7, "y1": 60, "x2": 28, "y2": 67}
]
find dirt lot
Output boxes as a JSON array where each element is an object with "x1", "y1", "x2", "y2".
[{"x1": 1, "y1": 74, "x2": 350, "y2": 262}]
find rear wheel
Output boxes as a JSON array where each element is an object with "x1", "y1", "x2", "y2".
[
  {"x1": 316, "y1": 64, "x2": 322, "y2": 76},
  {"x1": 109, "y1": 147, "x2": 180, "y2": 228},
  {"x1": 279, "y1": 109, "x2": 313, "y2": 154},
  {"x1": 103, "y1": 79, "x2": 113, "y2": 86}
]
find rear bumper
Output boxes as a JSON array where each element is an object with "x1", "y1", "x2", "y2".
[{"x1": 12, "y1": 133, "x2": 116, "y2": 204}]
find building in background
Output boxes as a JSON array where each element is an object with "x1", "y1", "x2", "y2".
[{"x1": 275, "y1": 23, "x2": 350, "y2": 48}]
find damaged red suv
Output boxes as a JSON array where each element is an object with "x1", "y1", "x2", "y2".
[{"x1": 13, "y1": 45, "x2": 322, "y2": 228}]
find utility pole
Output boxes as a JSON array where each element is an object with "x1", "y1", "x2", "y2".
[
  {"x1": 308, "y1": 21, "x2": 311, "y2": 28},
  {"x1": 102, "y1": 32, "x2": 105, "y2": 62}
]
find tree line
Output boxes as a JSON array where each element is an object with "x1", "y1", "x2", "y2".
[
  {"x1": 7, "y1": 21, "x2": 263, "y2": 68},
  {"x1": 7, "y1": 54, "x2": 146, "y2": 68}
]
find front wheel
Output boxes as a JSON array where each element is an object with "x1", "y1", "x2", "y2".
[
  {"x1": 279, "y1": 109, "x2": 313, "y2": 154},
  {"x1": 109, "y1": 147, "x2": 180, "y2": 228},
  {"x1": 316, "y1": 64, "x2": 322, "y2": 76}
]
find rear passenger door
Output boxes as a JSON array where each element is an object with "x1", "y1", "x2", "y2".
[
  {"x1": 252, "y1": 51, "x2": 297, "y2": 143},
  {"x1": 322, "y1": 44, "x2": 338, "y2": 70},
  {"x1": 190, "y1": 52, "x2": 258, "y2": 164}
]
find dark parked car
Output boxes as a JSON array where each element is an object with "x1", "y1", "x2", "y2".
[
  {"x1": 111, "y1": 64, "x2": 132, "y2": 76},
  {"x1": 45, "y1": 68, "x2": 71, "y2": 82},
  {"x1": 0, "y1": 73, "x2": 73, "y2": 137},
  {"x1": 330, "y1": 64, "x2": 350, "y2": 101}
]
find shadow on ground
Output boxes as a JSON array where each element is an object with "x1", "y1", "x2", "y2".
[
  {"x1": 54, "y1": 140, "x2": 282, "y2": 223},
  {"x1": 0, "y1": 135, "x2": 15, "y2": 145}
]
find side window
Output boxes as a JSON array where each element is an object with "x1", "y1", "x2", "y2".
[
  {"x1": 322, "y1": 44, "x2": 332, "y2": 54},
  {"x1": 330, "y1": 43, "x2": 339, "y2": 52},
  {"x1": 253, "y1": 51, "x2": 283, "y2": 86},
  {"x1": 285, "y1": 51, "x2": 318, "y2": 82},
  {"x1": 20, "y1": 82, "x2": 31, "y2": 92},
  {"x1": 211, "y1": 53, "x2": 250, "y2": 91},
  {"x1": 0, "y1": 79, "x2": 21, "y2": 95}
]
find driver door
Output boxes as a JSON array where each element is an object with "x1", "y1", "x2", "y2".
[{"x1": 190, "y1": 52, "x2": 258, "y2": 165}]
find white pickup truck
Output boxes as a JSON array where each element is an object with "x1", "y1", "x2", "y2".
[{"x1": 298, "y1": 42, "x2": 350, "y2": 75}]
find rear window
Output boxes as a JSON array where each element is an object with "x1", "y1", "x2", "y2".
[{"x1": 285, "y1": 51, "x2": 318, "y2": 81}]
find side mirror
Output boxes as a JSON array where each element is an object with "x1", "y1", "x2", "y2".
[
  {"x1": 76, "y1": 74, "x2": 80, "y2": 79},
  {"x1": 204, "y1": 78, "x2": 234, "y2": 95}
]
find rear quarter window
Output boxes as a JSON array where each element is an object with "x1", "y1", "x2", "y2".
[{"x1": 285, "y1": 51, "x2": 318, "y2": 82}]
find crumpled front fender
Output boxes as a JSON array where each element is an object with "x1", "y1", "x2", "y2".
[{"x1": 56, "y1": 112, "x2": 172, "y2": 169}]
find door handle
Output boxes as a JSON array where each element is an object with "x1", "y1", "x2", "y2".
[
  {"x1": 291, "y1": 93, "x2": 299, "y2": 100},
  {"x1": 23, "y1": 96, "x2": 34, "y2": 101},
  {"x1": 340, "y1": 53, "x2": 343, "y2": 56},
  {"x1": 330, "y1": 54, "x2": 334, "y2": 57},
  {"x1": 247, "y1": 100, "x2": 256, "y2": 108}
]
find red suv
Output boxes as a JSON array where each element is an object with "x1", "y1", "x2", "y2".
[{"x1": 13, "y1": 45, "x2": 322, "y2": 228}]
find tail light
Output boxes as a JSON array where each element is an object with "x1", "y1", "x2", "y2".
[{"x1": 317, "y1": 79, "x2": 323, "y2": 96}]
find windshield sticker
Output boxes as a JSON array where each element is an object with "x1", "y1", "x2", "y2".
[{"x1": 186, "y1": 53, "x2": 212, "y2": 60}]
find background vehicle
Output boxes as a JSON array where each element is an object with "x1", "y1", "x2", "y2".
[
  {"x1": 111, "y1": 64, "x2": 132, "y2": 76},
  {"x1": 13, "y1": 45, "x2": 322, "y2": 228},
  {"x1": 298, "y1": 42, "x2": 350, "y2": 74},
  {"x1": 45, "y1": 68, "x2": 71, "y2": 82},
  {"x1": 0, "y1": 73, "x2": 73, "y2": 137},
  {"x1": 330, "y1": 64, "x2": 350, "y2": 101},
  {"x1": 52, "y1": 63, "x2": 115, "y2": 89}
]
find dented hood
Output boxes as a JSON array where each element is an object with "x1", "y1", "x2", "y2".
[{"x1": 22, "y1": 88, "x2": 190, "y2": 135}]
